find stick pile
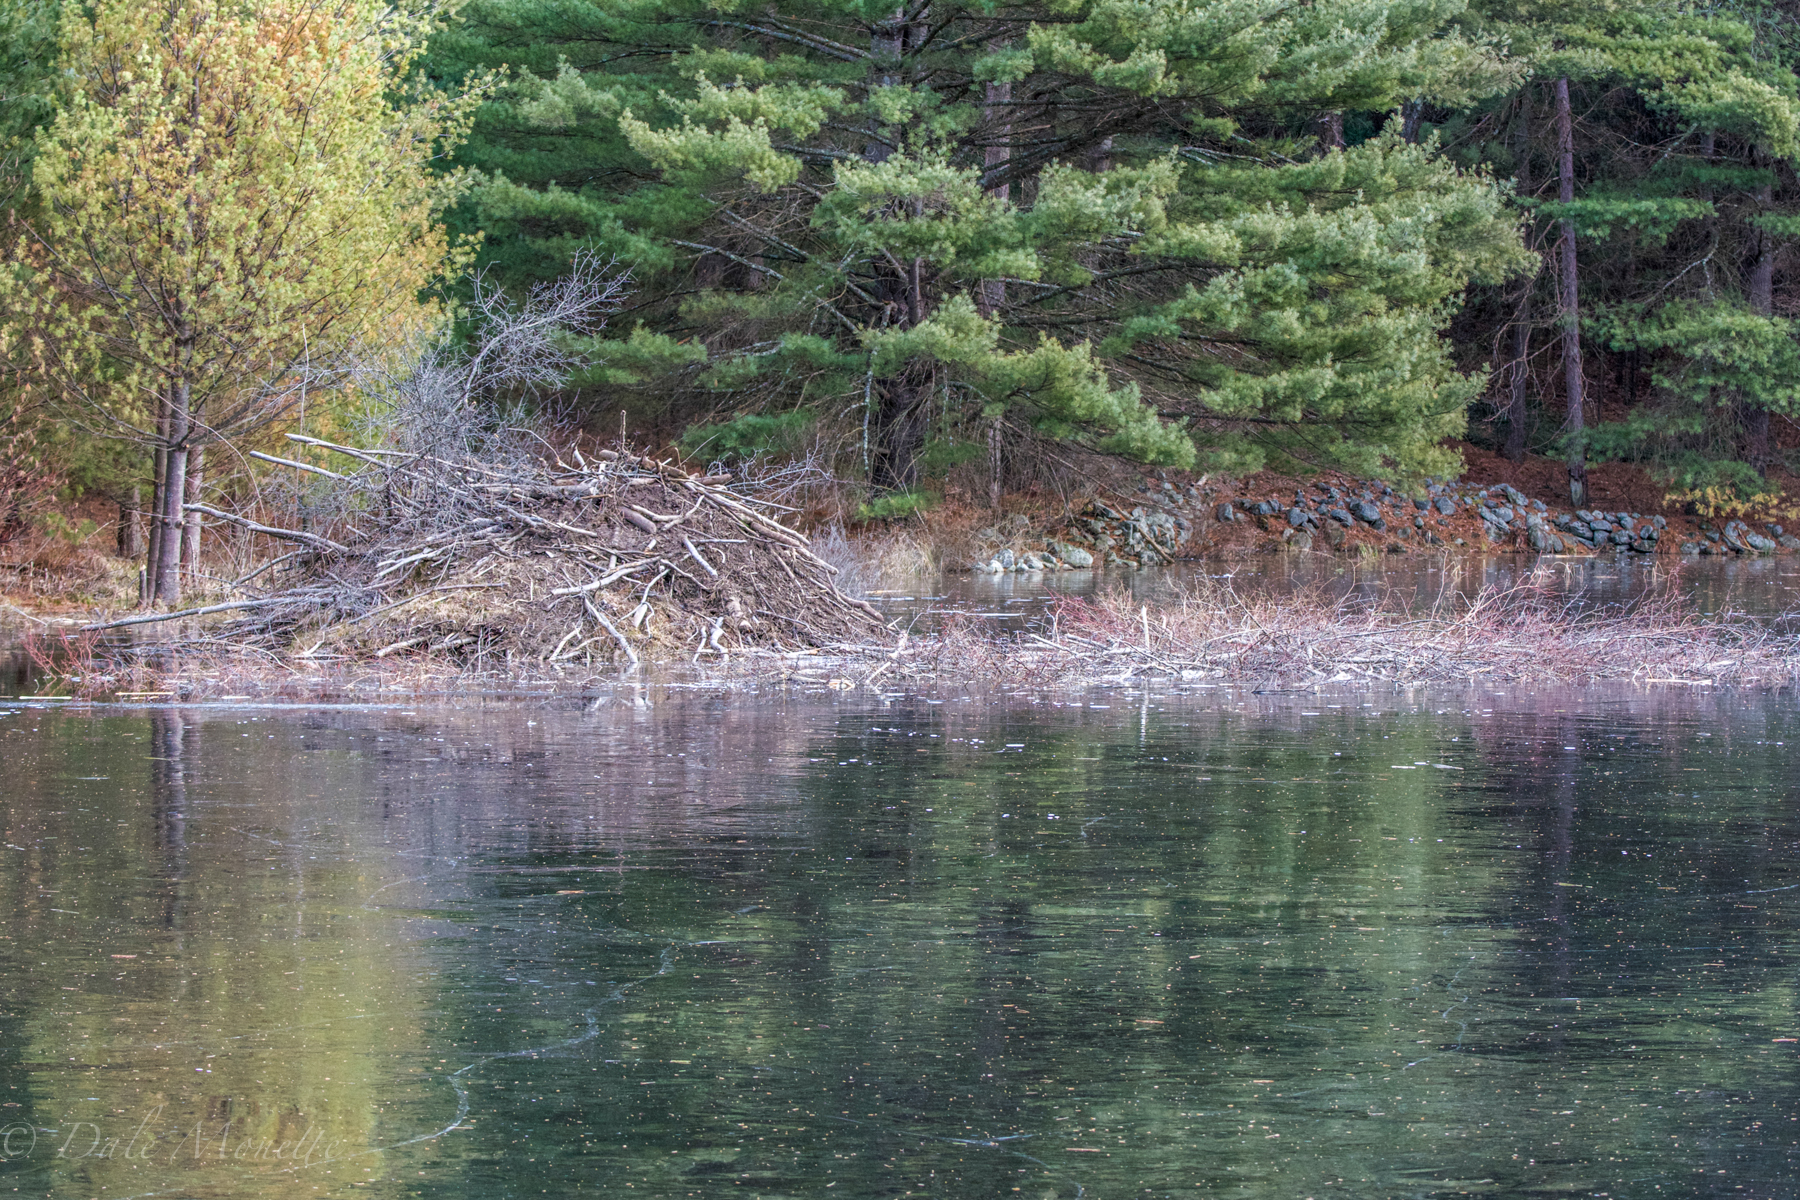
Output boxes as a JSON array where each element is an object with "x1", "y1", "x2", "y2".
[{"x1": 98, "y1": 434, "x2": 890, "y2": 669}]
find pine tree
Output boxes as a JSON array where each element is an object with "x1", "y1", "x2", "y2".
[
  {"x1": 1457, "y1": 0, "x2": 1800, "y2": 502},
  {"x1": 3, "y1": 0, "x2": 472, "y2": 603},
  {"x1": 431, "y1": 0, "x2": 1531, "y2": 496}
]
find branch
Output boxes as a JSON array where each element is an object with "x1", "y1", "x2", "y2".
[{"x1": 183, "y1": 503, "x2": 350, "y2": 553}]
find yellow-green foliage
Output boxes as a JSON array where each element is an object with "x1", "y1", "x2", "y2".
[{"x1": 2, "y1": 0, "x2": 473, "y2": 446}]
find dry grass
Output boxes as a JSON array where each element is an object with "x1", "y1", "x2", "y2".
[
  {"x1": 876, "y1": 579, "x2": 1800, "y2": 689},
  {"x1": 17, "y1": 575, "x2": 1800, "y2": 699}
]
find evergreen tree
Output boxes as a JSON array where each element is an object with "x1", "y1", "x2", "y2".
[
  {"x1": 3, "y1": 0, "x2": 472, "y2": 602},
  {"x1": 429, "y1": 0, "x2": 1530, "y2": 494},
  {"x1": 1456, "y1": 0, "x2": 1800, "y2": 502}
]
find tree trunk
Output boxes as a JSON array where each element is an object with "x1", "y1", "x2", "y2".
[
  {"x1": 145, "y1": 415, "x2": 167, "y2": 600},
  {"x1": 117, "y1": 484, "x2": 143, "y2": 559},
  {"x1": 870, "y1": 363, "x2": 932, "y2": 492},
  {"x1": 865, "y1": 8, "x2": 904, "y2": 164},
  {"x1": 1505, "y1": 92, "x2": 1533, "y2": 464},
  {"x1": 865, "y1": 6, "x2": 933, "y2": 491},
  {"x1": 1554, "y1": 76, "x2": 1587, "y2": 507},
  {"x1": 182, "y1": 445, "x2": 204, "y2": 583},
  {"x1": 987, "y1": 418, "x2": 1004, "y2": 510},
  {"x1": 1507, "y1": 297, "x2": 1531, "y2": 463},
  {"x1": 1744, "y1": 149, "x2": 1774, "y2": 471},
  {"x1": 977, "y1": 69, "x2": 1012, "y2": 318},
  {"x1": 150, "y1": 380, "x2": 190, "y2": 604},
  {"x1": 1401, "y1": 100, "x2": 1424, "y2": 144},
  {"x1": 1318, "y1": 112, "x2": 1344, "y2": 153}
]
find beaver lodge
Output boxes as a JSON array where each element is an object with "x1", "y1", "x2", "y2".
[{"x1": 90, "y1": 434, "x2": 890, "y2": 671}]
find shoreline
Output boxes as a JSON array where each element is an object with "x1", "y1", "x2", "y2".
[{"x1": 8, "y1": 577, "x2": 1798, "y2": 702}]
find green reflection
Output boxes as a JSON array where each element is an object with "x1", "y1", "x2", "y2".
[
  {"x1": 0, "y1": 710, "x2": 436, "y2": 1196},
  {"x1": 3, "y1": 690, "x2": 1798, "y2": 1200}
]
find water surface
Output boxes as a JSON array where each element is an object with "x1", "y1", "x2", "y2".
[
  {"x1": 870, "y1": 554, "x2": 1800, "y2": 632},
  {"x1": 2, "y1": 685, "x2": 1798, "y2": 1198}
]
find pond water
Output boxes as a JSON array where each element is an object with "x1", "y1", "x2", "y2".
[
  {"x1": 869, "y1": 553, "x2": 1800, "y2": 632},
  {"x1": 3, "y1": 683, "x2": 1798, "y2": 1199}
]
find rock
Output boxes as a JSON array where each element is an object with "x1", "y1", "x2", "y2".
[
  {"x1": 1769, "y1": 524, "x2": 1785, "y2": 538},
  {"x1": 1351, "y1": 500, "x2": 1383, "y2": 524},
  {"x1": 1745, "y1": 533, "x2": 1778, "y2": 553},
  {"x1": 1287, "y1": 507, "x2": 1310, "y2": 528},
  {"x1": 1251, "y1": 499, "x2": 1280, "y2": 517},
  {"x1": 1501, "y1": 484, "x2": 1529, "y2": 507},
  {"x1": 1386, "y1": 543, "x2": 1406, "y2": 554},
  {"x1": 1059, "y1": 545, "x2": 1095, "y2": 568},
  {"x1": 1526, "y1": 525, "x2": 1550, "y2": 552},
  {"x1": 1430, "y1": 495, "x2": 1457, "y2": 515},
  {"x1": 1630, "y1": 538, "x2": 1656, "y2": 554},
  {"x1": 1413, "y1": 497, "x2": 1430, "y2": 510},
  {"x1": 994, "y1": 548, "x2": 1015, "y2": 570},
  {"x1": 1610, "y1": 529, "x2": 1632, "y2": 546},
  {"x1": 1214, "y1": 502, "x2": 1236, "y2": 523},
  {"x1": 1721, "y1": 523, "x2": 1750, "y2": 552},
  {"x1": 1781, "y1": 535, "x2": 1800, "y2": 551},
  {"x1": 1490, "y1": 505, "x2": 1514, "y2": 523},
  {"x1": 982, "y1": 558, "x2": 1005, "y2": 574},
  {"x1": 1327, "y1": 506, "x2": 1354, "y2": 526},
  {"x1": 1288, "y1": 530, "x2": 1313, "y2": 551},
  {"x1": 1681, "y1": 542, "x2": 1701, "y2": 555},
  {"x1": 1017, "y1": 552, "x2": 1045, "y2": 571},
  {"x1": 1324, "y1": 522, "x2": 1348, "y2": 548}
]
